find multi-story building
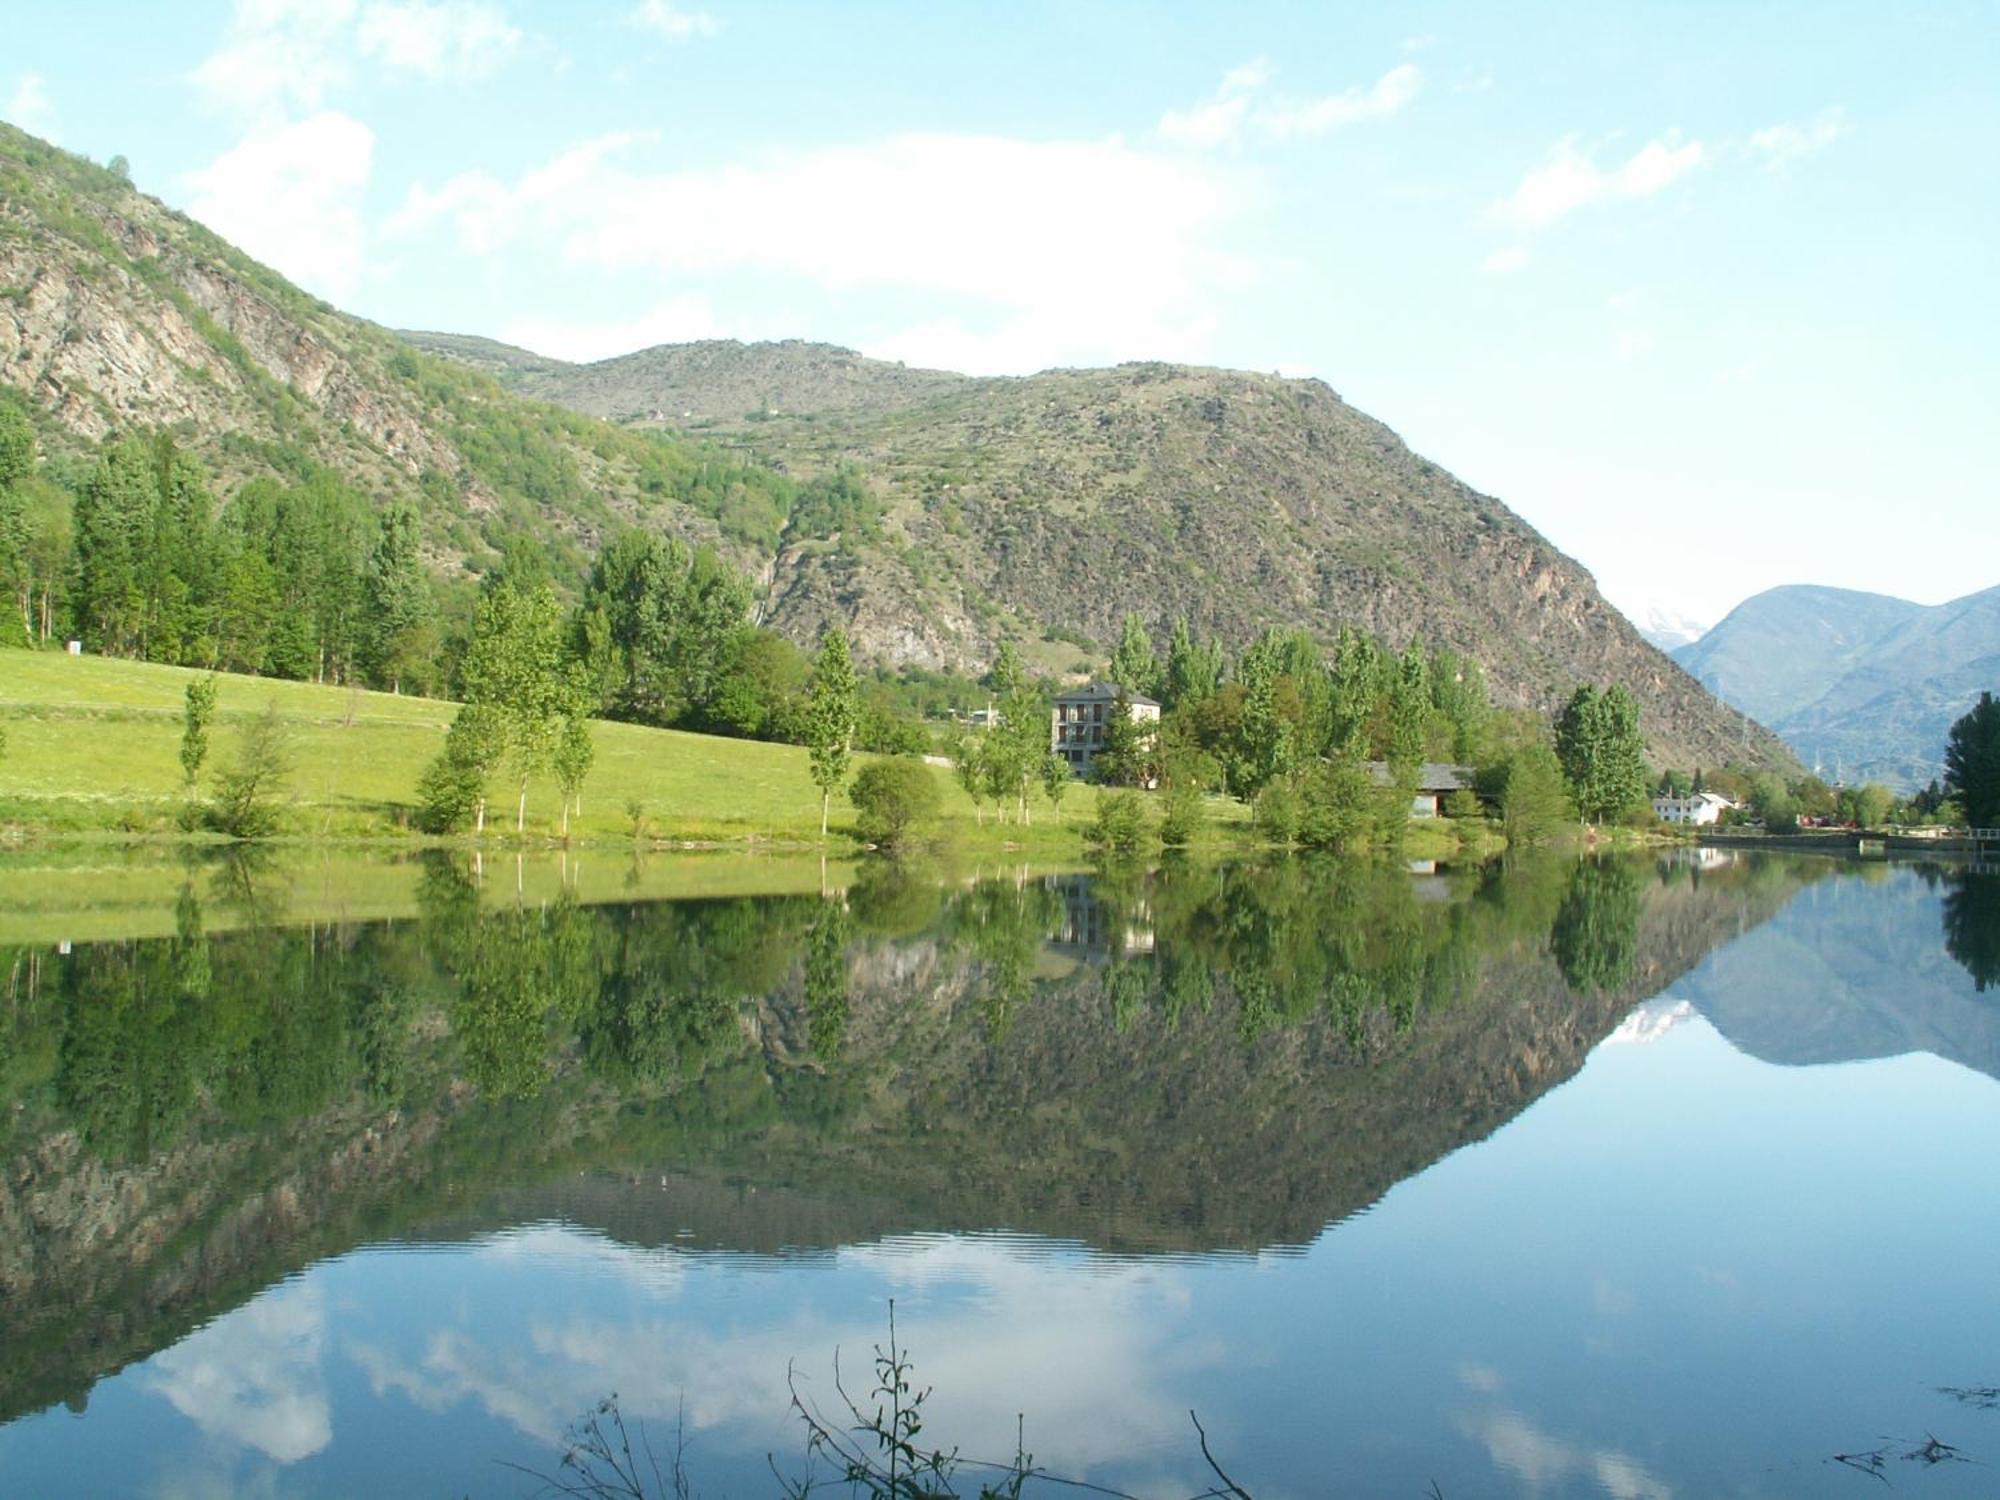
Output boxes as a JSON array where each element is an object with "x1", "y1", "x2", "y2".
[{"x1": 1050, "y1": 681, "x2": 1160, "y2": 777}]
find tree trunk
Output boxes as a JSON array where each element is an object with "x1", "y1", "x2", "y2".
[
  {"x1": 475, "y1": 797, "x2": 486, "y2": 835},
  {"x1": 820, "y1": 788, "x2": 830, "y2": 840},
  {"x1": 517, "y1": 779, "x2": 528, "y2": 834}
]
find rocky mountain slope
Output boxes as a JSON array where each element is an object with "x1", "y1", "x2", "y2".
[
  {"x1": 1675, "y1": 583, "x2": 2000, "y2": 787},
  {"x1": 0, "y1": 119, "x2": 1783, "y2": 770},
  {"x1": 404, "y1": 332, "x2": 1792, "y2": 770}
]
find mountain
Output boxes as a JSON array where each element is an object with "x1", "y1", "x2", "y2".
[
  {"x1": 405, "y1": 333, "x2": 1794, "y2": 770},
  {"x1": 1673, "y1": 583, "x2": 2000, "y2": 787},
  {"x1": 0, "y1": 121, "x2": 1785, "y2": 770}
]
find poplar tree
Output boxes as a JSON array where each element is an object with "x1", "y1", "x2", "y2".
[
  {"x1": 1108, "y1": 613, "x2": 1161, "y2": 699},
  {"x1": 1555, "y1": 684, "x2": 1648, "y2": 823},
  {"x1": 805, "y1": 628, "x2": 859, "y2": 838},
  {"x1": 362, "y1": 500, "x2": 433, "y2": 693}
]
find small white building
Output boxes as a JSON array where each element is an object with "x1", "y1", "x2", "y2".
[
  {"x1": 1051, "y1": 682, "x2": 1160, "y2": 777},
  {"x1": 1652, "y1": 791, "x2": 1737, "y2": 826}
]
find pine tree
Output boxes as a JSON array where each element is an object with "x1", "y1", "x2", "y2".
[
  {"x1": 806, "y1": 628, "x2": 859, "y2": 838},
  {"x1": 1945, "y1": 691, "x2": 2000, "y2": 829}
]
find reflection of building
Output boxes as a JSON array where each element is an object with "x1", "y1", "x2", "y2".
[
  {"x1": 1051, "y1": 682, "x2": 1160, "y2": 777},
  {"x1": 1044, "y1": 875, "x2": 1154, "y2": 959},
  {"x1": 1365, "y1": 762, "x2": 1475, "y2": 819},
  {"x1": 1652, "y1": 791, "x2": 1736, "y2": 826}
]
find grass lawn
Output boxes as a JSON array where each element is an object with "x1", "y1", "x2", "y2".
[{"x1": 0, "y1": 648, "x2": 1254, "y2": 852}]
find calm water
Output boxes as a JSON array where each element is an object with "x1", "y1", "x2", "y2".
[{"x1": 2, "y1": 851, "x2": 1998, "y2": 1497}]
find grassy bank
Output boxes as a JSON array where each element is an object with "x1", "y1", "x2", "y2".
[{"x1": 0, "y1": 649, "x2": 1243, "y2": 852}]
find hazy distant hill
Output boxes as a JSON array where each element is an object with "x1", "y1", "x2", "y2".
[
  {"x1": 0, "y1": 117, "x2": 1785, "y2": 770},
  {"x1": 402, "y1": 331, "x2": 1794, "y2": 770},
  {"x1": 1674, "y1": 584, "x2": 2000, "y2": 787},
  {"x1": 1678, "y1": 865, "x2": 2000, "y2": 1081}
]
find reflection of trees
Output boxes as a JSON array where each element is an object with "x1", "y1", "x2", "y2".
[
  {"x1": 1551, "y1": 859, "x2": 1641, "y2": 994},
  {"x1": 804, "y1": 900, "x2": 851, "y2": 1062},
  {"x1": 1943, "y1": 872, "x2": 2000, "y2": 992},
  {"x1": 944, "y1": 880, "x2": 1062, "y2": 1042}
]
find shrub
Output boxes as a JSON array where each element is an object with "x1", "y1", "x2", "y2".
[
  {"x1": 849, "y1": 757, "x2": 942, "y2": 849},
  {"x1": 206, "y1": 703, "x2": 291, "y2": 839},
  {"x1": 1159, "y1": 781, "x2": 1203, "y2": 848},
  {"x1": 1253, "y1": 777, "x2": 1299, "y2": 845},
  {"x1": 1443, "y1": 787, "x2": 1482, "y2": 820},
  {"x1": 1089, "y1": 789, "x2": 1147, "y2": 856}
]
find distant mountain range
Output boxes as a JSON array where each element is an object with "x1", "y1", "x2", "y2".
[{"x1": 1673, "y1": 584, "x2": 2000, "y2": 789}]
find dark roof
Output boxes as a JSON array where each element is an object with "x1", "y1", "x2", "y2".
[
  {"x1": 1053, "y1": 681, "x2": 1161, "y2": 708},
  {"x1": 1364, "y1": 761, "x2": 1473, "y2": 793}
]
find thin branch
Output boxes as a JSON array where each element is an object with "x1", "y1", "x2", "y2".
[{"x1": 1190, "y1": 1410, "x2": 1254, "y2": 1499}]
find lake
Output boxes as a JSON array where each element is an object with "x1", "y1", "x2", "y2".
[{"x1": 2, "y1": 849, "x2": 1997, "y2": 1497}]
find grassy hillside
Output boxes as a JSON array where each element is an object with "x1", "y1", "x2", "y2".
[{"x1": 0, "y1": 647, "x2": 1245, "y2": 847}]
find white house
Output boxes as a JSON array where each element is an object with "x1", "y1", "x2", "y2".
[
  {"x1": 1051, "y1": 682, "x2": 1161, "y2": 777},
  {"x1": 1651, "y1": 791, "x2": 1737, "y2": 826}
]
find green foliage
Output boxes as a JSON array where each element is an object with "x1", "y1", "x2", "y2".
[
  {"x1": 1554, "y1": 684, "x2": 1649, "y2": 824},
  {"x1": 205, "y1": 703, "x2": 291, "y2": 838},
  {"x1": 1252, "y1": 776, "x2": 1299, "y2": 845},
  {"x1": 1551, "y1": 860, "x2": 1641, "y2": 994},
  {"x1": 179, "y1": 675, "x2": 217, "y2": 790},
  {"x1": 1039, "y1": 752, "x2": 1073, "y2": 822},
  {"x1": 849, "y1": 758, "x2": 943, "y2": 849},
  {"x1": 1945, "y1": 691, "x2": 2000, "y2": 829},
  {"x1": 1488, "y1": 740, "x2": 1573, "y2": 847},
  {"x1": 1158, "y1": 778, "x2": 1203, "y2": 848},
  {"x1": 1296, "y1": 757, "x2": 1401, "y2": 852},
  {"x1": 417, "y1": 704, "x2": 507, "y2": 834},
  {"x1": 361, "y1": 500, "x2": 436, "y2": 693},
  {"x1": 1108, "y1": 612, "x2": 1161, "y2": 699},
  {"x1": 462, "y1": 578, "x2": 577, "y2": 830},
  {"x1": 806, "y1": 629, "x2": 860, "y2": 837},
  {"x1": 1160, "y1": 617, "x2": 1225, "y2": 710},
  {"x1": 1088, "y1": 788, "x2": 1146, "y2": 856}
]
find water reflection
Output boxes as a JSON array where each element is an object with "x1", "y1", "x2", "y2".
[{"x1": 3, "y1": 850, "x2": 1998, "y2": 1497}]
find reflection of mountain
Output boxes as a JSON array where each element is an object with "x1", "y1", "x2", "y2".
[
  {"x1": 1676, "y1": 865, "x2": 2000, "y2": 1079},
  {"x1": 0, "y1": 855, "x2": 1810, "y2": 1425}
]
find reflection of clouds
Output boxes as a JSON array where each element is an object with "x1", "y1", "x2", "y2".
[
  {"x1": 1460, "y1": 1408, "x2": 1673, "y2": 1500},
  {"x1": 140, "y1": 1281, "x2": 331, "y2": 1464},
  {"x1": 348, "y1": 1227, "x2": 1202, "y2": 1475},
  {"x1": 1604, "y1": 997, "x2": 1695, "y2": 1047}
]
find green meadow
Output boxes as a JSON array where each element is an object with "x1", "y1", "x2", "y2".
[{"x1": 0, "y1": 647, "x2": 1252, "y2": 851}]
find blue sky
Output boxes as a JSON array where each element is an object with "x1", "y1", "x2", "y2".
[{"x1": 5, "y1": 1, "x2": 1995, "y2": 630}]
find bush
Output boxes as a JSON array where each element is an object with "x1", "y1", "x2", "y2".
[
  {"x1": 1159, "y1": 781, "x2": 1203, "y2": 848},
  {"x1": 1252, "y1": 777, "x2": 1299, "y2": 845},
  {"x1": 206, "y1": 704, "x2": 291, "y2": 839},
  {"x1": 1442, "y1": 787, "x2": 1482, "y2": 820},
  {"x1": 849, "y1": 757, "x2": 942, "y2": 849},
  {"x1": 1297, "y1": 759, "x2": 1385, "y2": 851},
  {"x1": 1088, "y1": 789, "x2": 1147, "y2": 856}
]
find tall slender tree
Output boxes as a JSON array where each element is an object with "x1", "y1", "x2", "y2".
[
  {"x1": 805, "y1": 628, "x2": 859, "y2": 838},
  {"x1": 1945, "y1": 691, "x2": 2000, "y2": 829}
]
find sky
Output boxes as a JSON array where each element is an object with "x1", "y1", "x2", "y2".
[{"x1": 4, "y1": 1, "x2": 1996, "y2": 631}]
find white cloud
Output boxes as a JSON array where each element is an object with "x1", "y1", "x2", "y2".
[
  {"x1": 1490, "y1": 132, "x2": 1704, "y2": 230},
  {"x1": 1747, "y1": 108, "x2": 1849, "y2": 169},
  {"x1": 1460, "y1": 1407, "x2": 1675, "y2": 1500},
  {"x1": 627, "y1": 0, "x2": 721, "y2": 41},
  {"x1": 1159, "y1": 61, "x2": 1419, "y2": 149},
  {"x1": 1482, "y1": 245, "x2": 1529, "y2": 275},
  {"x1": 6, "y1": 72, "x2": 60, "y2": 141},
  {"x1": 356, "y1": 2, "x2": 523, "y2": 77},
  {"x1": 183, "y1": 111, "x2": 376, "y2": 296},
  {"x1": 141, "y1": 1282, "x2": 331, "y2": 1464},
  {"x1": 392, "y1": 129, "x2": 1254, "y2": 374},
  {"x1": 192, "y1": 0, "x2": 520, "y2": 115},
  {"x1": 192, "y1": 0, "x2": 359, "y2": 117}
]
